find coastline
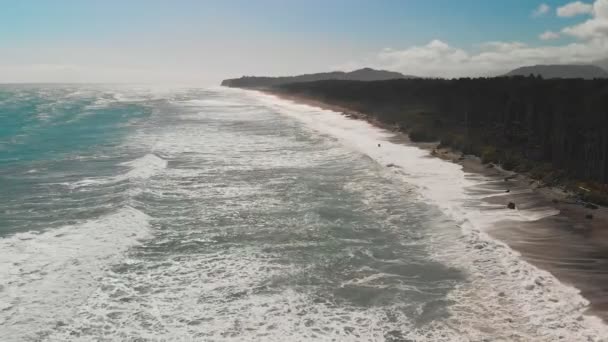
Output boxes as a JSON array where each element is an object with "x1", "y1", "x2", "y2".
[{"x1": 259, "y1": 89, "x2": 608, "y2": 322}]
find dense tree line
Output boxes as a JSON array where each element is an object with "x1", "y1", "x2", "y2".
[
  {"x1": 220, "y1": 68, "x2": 409, "y2": 87},
  {"x1": 263, "y1": 77, "x2": 608, "y2": 201}
]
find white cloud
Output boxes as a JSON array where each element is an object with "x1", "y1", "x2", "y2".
[
  {"x1": 480, "y1": 41, "x2": 528, "y2": 51},
  {"x1": 539, "y1": 30, "x2": 561, "y2": 40},
  {"x1": 532, "y1": 3, "x2": 551, "y2": 17},
  {"x1": 557, "y1": 1, "x2": 594, "y2": 17},
  {"x1": 562, "y1": 0, "x2": 608, "y2": 39}
]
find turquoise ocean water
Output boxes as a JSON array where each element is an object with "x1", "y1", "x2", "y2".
[{"x1": 0, "y1": 85, "x2": 606, "y2": 341}]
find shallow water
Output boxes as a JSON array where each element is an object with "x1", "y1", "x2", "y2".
[{"x1": 0, "y1": 85, "x2": 606, "y2": 341}]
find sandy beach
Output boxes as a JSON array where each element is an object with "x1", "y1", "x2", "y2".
[{"x1": 265, "y1": 89, "x2": 608, "y2": 322}]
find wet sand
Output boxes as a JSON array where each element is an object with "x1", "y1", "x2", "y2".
[{"x1": 264, "y1": 90, "x2": 608, "y2": 322}]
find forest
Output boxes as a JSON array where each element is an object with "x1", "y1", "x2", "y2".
[{"x1": 260, "y1": 77, "x2": 608, "y2": 204}]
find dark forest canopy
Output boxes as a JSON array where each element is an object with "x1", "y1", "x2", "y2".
[{"x1": 239, "y1": 76, "x2": 608, "y2": 203}]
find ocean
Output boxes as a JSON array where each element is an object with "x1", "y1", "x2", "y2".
[{"x1": 0, "y1": 85, "x2": 606, "y2": 341}]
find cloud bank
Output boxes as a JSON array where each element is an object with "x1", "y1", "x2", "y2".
[{"x1": 348, "y1": 0, "x2": 608, "y2": 78}]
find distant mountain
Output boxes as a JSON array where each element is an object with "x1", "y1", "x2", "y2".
[
  {"x1": 221, "y1": 68, "x2": 415, "y2": 88},
  {"x1": 593, "y1": 58, "x2": 608, "y2": 72},
  {"x1": 339, "y1": 68, "x2": 414, "y2": 81},
  {"x1": 505, "y1": 64, "x2": 608, "y2": 79}
]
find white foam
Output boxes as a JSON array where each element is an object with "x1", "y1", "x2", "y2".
[
  {"x1": 180, "y1": 98, "x2": 244, "y2": 107},
  {"x1": 0, "y1": 206, "x2": 152, "y2": 341},
  {"x1": 69, "y1": 153, "x2": 168, "y2": 189},
  {"x1": 247, "y1": 90, "x2": 608, "y2": 340},
  {"x1": 120, "y1": 153, "x2": 168, "y2": 180},
  {"x1": 83, "y1": 97, "x2": 115, "y2": 110}
]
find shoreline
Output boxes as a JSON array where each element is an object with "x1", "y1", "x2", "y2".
[{"x1": 259, "y1": 89, "x2": 608, "y2": 323}]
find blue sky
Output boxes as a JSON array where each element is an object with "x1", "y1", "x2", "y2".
[{"x1": 1, "y1": 0, "x2": 606, "y2": 83}]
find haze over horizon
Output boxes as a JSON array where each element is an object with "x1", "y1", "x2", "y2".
[{"x1": 2, "y1": 0, "x2": 608, "y2": 84}]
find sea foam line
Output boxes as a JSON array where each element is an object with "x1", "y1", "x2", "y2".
[{"x1": 67, "y1": 153, "x2": 168, "y2": 190}]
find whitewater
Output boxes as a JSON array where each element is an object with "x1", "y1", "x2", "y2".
[{"x1": 0, "y1": 84, "x2": 606, "y2": 341}]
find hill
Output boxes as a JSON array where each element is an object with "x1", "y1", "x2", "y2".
[
  {"x1": 505, "y1": 64, "x2": 608, "y2": 79},
  {"x1": 593, "y1": 58, "x2": 608, "y2": 73},
  {"x1": 221, "y1": 68, "x2": 415, "y2": 88}
]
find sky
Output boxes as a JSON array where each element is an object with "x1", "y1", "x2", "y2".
[{"x1": 1, "y1": 0, "x2": 607, "y2": 84}]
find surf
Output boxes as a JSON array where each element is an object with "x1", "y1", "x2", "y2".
[
  {"x1": 247, "y1": 89, "x2": 608, "y2": 340},
  {"x1": 0, "y1": 206, "x2": 152, "y2": 340}
]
